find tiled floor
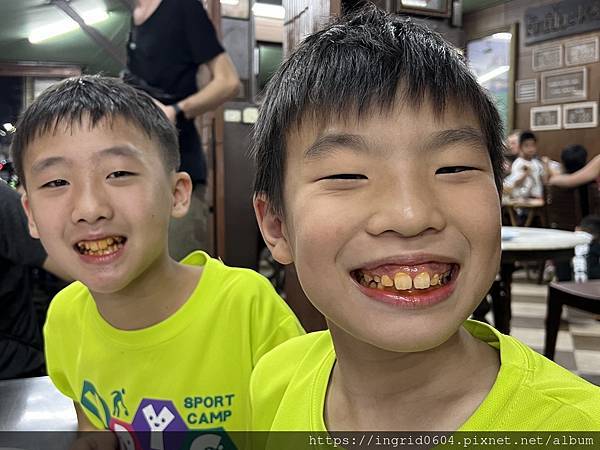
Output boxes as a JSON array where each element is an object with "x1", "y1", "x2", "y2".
[{"x1": 485, "y1": 273, "x2": 600, "y2": 386}]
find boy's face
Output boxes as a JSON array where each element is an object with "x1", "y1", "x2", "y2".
[
  {"x1": 256, "y1": 100, "x2": 501, "y2": 352},
  {"x1": 520, "y1": 139, "x2": 537, "y2": 160},
  {"x1": 21, "y1": 116, "x2": 191, "y2": 295}
]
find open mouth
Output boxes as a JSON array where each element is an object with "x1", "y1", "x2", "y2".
[
  {"x1": 351, "y1": 264, "x2": 459, "y2": 294},
  {"x1": 75, "y1": 236, "x2": 126, "y2": 256}
]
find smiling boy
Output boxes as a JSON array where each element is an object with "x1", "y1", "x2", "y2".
[
  {"x1": 11, "y1": 76, "x2": 302, "y2": 447},
  {"x1": 250, "y1": 5, "x2": 600, "y2": 434}
]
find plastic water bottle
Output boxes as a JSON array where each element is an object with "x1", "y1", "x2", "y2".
[{"x1": 573, "y1": 231, "x2": 592, "y2": 282}]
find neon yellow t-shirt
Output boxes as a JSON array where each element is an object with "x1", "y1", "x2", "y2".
[
  {"x1": 251, "y1": 320, "x2": 600, "y2": 432},
  {"x1": 44, "y1": 251, "x2": 303, "y2": 445}
]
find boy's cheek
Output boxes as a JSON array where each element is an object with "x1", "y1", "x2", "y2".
[{"x1": 20, "y1": 194, "x2": 41, "y2": 239}]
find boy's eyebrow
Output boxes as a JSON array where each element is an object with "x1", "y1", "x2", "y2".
[
  {"x1": 30, "y1": 156, "x2": 71, "y2": 175},
  {"x1": 30, "y1": 146, "x2": 144, "y2": 175},
  {"x1": 420, "y1": 127, "x2": 486, "y2": 152},
  {"x1": 304, "y1": 133, "x2": 369, "y2": 160},
  {"x1": 94, "y1": 145, "x2": 145, "y2": 161}
]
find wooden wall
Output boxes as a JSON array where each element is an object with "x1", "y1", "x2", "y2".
[{"x1": 464, "y1": 0, "x2": 600, "y2": 162}]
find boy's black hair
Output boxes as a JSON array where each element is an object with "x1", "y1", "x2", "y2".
[
  {"x1": 251, "y1": 3, "x2": 505, "y2": 214},
  {"x1": 11, "y1": 75, "x2": 179, "y2": 187},
  {"x1": 561, "y1": 145, "x2": 588, "y2": 174},
  {"x1": 519, "y1": 130, "x2": 537, "y2": 146},
  {"x1": 580, "y1": 215, "x2": 600, "y2": 239}
]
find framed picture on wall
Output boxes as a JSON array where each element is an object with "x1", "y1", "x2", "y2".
[
  {"x1": 532, "y1": 44, "x2": 562, "y2": 72},
  {"x1": 565, "y1": 36, "x2": 599, "y2": 66},
  {"x1": 530, "y1": 105, "x2": 561, "y2": 131},
  {"x1": 221, "y1": 0, "x2": 250, "y2": 20},
  {"x1": 395, "y1": 0, "x2": 451, "y2": 18},
  {"x1": 515, "y1": 79, "x2": 538, "y2": 103},
  {"x1": 541, "y1": 67, "x2": 587, "y2": 103},
  {"x1": 563, "y1": 101, "x2": 598, "y2": 128}
]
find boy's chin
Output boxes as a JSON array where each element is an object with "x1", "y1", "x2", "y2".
[{"x1": 333, "y1": 317, "x2": 465, "y2": 354}]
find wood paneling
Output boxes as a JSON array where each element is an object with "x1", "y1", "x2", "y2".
[{"x1": 464, "y1": 0, "x2": 600, "y2": 162}]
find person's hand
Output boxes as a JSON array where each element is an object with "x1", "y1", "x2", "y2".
[
  {"x1": 521, "y1": 165, "x2": 530, "y2": 173},
  {"x1": 152, "y1": 99, "x2": 177, "y2": 124}
]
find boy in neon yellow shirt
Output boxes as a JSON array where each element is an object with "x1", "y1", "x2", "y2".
[
  {"x1": 250, "y1": 3, "x2": 600, "y2": 435},
  {"x1": 12, "y1": 76, "x2": 303, "y2": 448}
]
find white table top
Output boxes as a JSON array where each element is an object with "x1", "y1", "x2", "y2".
[{"x1": 501, "y1": 227, "x2": 592, "y2": 251}]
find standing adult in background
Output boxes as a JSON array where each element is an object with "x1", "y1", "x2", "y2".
[
  {"x1": 0, "y1": 182, "x2": 67, "y2": 379},
  {"x1": 124, "y1": 0, "x2": 240, "y2": 259}
]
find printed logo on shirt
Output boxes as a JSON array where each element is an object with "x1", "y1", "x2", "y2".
[{"x1": 80, "y1": 380, "x2": 238, "y2": 450}]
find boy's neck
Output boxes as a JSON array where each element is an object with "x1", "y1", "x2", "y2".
[
  {"x1": 91, "y1": 254, "x2": 202, "y2": 330},
  {"x1": 325, "y1": 323, "x2": 500, "y2": 431}
]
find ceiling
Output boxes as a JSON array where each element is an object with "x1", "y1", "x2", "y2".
[
  {"x1": 0, "y1": 0, "x2": 514, "y2": 76},
  {"x1": 0, "y1": 0, "x2": 130, "y2": 75}
]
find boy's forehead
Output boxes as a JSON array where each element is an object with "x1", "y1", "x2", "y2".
[{"x1": 285, "y1": 99, "x2": 481, "y2": 155}]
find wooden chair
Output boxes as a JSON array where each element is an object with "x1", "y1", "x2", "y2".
[
  {"x1": 544, "y1": 185, "x2": 583, "y2": 231},
  {"x1": 544, "y1": 280, "x2": 600, "y2": 360}
]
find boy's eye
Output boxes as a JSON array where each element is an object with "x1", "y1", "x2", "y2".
[
  {"x1": 41, "y1": 179, "x2": 69, "y2": 188},
  {"x1": 320, "y1": 174, "x2": 368, "y2": 180},
  {"x1": 436, "y1": 166, "x2": 477, "y2": 174},
  {"x1": 107, "y1": 171, "x2": 136, "y2": 179}
]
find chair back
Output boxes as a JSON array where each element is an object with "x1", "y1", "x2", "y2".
[{"x1": 544, "y1": 185, "x2": 582, "y2": 230}]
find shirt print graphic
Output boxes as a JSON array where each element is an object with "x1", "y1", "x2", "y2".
[{"x1": 80, "y1": 380, "x2": 237, "y2": 450}]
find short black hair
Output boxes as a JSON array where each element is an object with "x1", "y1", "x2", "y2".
[
  {"x1": 11, "y1": 75, "x2": 179, "y2": 187},
  {"x1": 251, "y1": 3, "x2": 505, "y2": 214},
  {"x1": 580, "y1": 215, "x2": 600, "y2": 239},
  {"x1": 519, "y1": 130, "x2": 537, "y2": 146},
  {"x1": 561, "y1": 144, "x2": 588, "y2": 174}
]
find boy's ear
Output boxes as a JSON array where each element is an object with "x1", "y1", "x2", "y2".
[
  {"x1": 170, "y1": 171, "x2": 193, "y2": 218},
  {"x1": 253, "y1": 194, "x2": 293, "y2": 265},
  {"x1": 20, "y1": 193, "x2": 41, "y2": 239}
]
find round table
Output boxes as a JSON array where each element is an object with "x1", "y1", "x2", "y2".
[{"x1": 482, "y1": 227, "x2": 591, "y2": 334}]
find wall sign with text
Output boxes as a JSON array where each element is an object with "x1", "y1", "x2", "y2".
[
  {"x1": 530, "y1": 105, "x2": 562, "y2": 131},
  {"x1": 516, "y1": 79, "x2": 538, "y2": 103},
  {"x1": 532, "y1": 44, "x2": 563, "y2": 71},
  {"x1": 565, "y1": 36, "x2": 599, "y2": 66},
  {"x1": 541, "y1": 67, "x2": 587, "y2": 103},
  {"x1": 525, "y1": 0, "x2": 600, "y2": 45},
  {"x1": 563, "y1": 101, "x2": 598, "y2": 128}
]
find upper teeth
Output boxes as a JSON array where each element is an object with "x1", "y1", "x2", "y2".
[
  {"x1": 358, "y1": 268, "x2": 452, "y2": 291},
  {"x1": 77, "y1": 236, "x2": 125, "y2": 254}
]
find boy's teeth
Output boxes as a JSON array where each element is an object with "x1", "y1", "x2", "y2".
[
  {"x1": 413, "y1": 272, "x2": 431, "y2": 289},
  {"x1": 381, "y1": 274, "x2": 394, "y2": 287},
  {"x1": 394, "y1": 272, "x2": 412, "y2": 290},
  {"x1": 359, "y1": 267, "x2": 454, "y2": 292},
  {"x1": 77, "y1": 236, "x2": 124, "y2": 255}
]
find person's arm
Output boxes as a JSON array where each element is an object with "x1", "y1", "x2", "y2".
[
  {"x1": 177, "y1": 52, "x2": 240, "y2": 119},
  {"x1": 549, "y1": 154, "x2": 600, "y2": 188}
]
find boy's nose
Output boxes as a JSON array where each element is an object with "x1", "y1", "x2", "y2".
[
  {"x1": 365, "y1": 177, "x2": 445, "y2": 238},
  {"x1": 71, "y1": 183, "x2": 113, "y2": 224}
]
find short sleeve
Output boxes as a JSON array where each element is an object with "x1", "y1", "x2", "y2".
[
  {"x1": 182, "y1": 0, "x2": 224, "y2": 65},
  {"x1": 0, "y1": 184, "x2": 47, "y2": 267},
  {"x1": 43, "y1": 292, "x2": 77, "y2": 400},
  {"x1": 251, "y1": 276, "x2": 305, "y2": 366}
]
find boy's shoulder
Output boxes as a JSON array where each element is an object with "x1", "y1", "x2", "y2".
[
  {"x1": 251, "y1": 331, "x2": 332, "y2": 430},
  {"x1": 46, "y1": 280, "x2": 91, "y2": 322},
  {"x1": 465, "y1": 320, "x2": 600, "y2": 430},
  {"x1": 183, "y1": 250, "x2": 277, "y2": 296}
]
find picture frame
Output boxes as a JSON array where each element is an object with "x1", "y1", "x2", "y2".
[
  {"x1": 220, "y1": 0, "x2": 250, "y2": 20},
  {"x1": 541, "y1": 67, "x2": 587, "y2": 103},
  {"x1": 530, "y1": 105, "x2": 562, "y2": 131},
  {"x1": 515, "y1": 79, "x2": 538, "y2": 103},
  {"x1": 565, "y1": 36, "x2": 599, "y2": 66},
  {"x1": 395, "y1": 0, "x2": 451, "y2": 18},
  {"x1": 532, "y1": 44, "x2": 563, "y2": 72},
  {"x1": 563, "y1": 101, "x2": 598, "y2": 129}
]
